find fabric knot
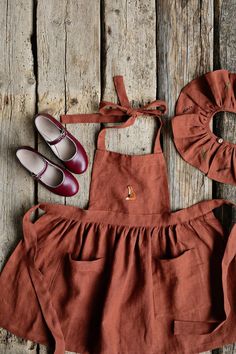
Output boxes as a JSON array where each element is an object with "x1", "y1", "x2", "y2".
[
  {"x1": 60, "y1": 75, "x2": 167, "y2": 124},
  {"x1": 126, "y1": 108, "x2": 141, "y2": 117}
]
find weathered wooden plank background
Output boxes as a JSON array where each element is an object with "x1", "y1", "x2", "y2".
[{"x1": 0, "y1": 0, "x2": 235, "y2": 353}]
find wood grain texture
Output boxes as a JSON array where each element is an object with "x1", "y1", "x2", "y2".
[
  {"x1": 0, "y1": 0, "x2": 35, "y2": 265},
  {"x1": 157, "y1": 0, "x2": 214, "y2": 210},
  {"x1": 37, "y1": 0, "x2": 100, "y2": 209},
  {"x1": 37, "y1": 0, "x2": 67, "y2": 205},
  {"x1": 0, "y1": 335, "x2": 37, "y2": 354},
  {"x1": 0, "y1": 0, "x2": 36, "y2": 350},
  {"x1": 103, "y1": 0, "x2": 158, "y2": 155},
  {"x1": 213, "y1": 1, "x2": 236, "y2": 352},
  {"x1": 214, "y1": 0, "x2": 236, "y2": 226},
  {"x1": 213, "y1": 343, "x2": 236, "y2": 354},
  {"x1": 63, "y1": 0, "x2": 101, "y2": 208}
]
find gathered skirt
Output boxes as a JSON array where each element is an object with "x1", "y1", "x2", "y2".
[{"x1": 0, "y1": 199, "x2": 236, "y2": 354}]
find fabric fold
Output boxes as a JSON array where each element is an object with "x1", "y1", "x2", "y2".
[{"x1": 23, "y1": 204, "x2": 66, "y2": 354}]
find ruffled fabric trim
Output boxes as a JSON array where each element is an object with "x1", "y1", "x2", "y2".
[{"x1": 172, "y1": 69, "x2": 236, "y2": 185}]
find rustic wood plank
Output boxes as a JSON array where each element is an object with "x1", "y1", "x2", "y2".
[
  {"x1": 0, "y1": 0, "x2": 35, "y2": 266},
  {"x1": 156, "y1": 1, "x2": 214, "y2": 353},
  {"x1": 214, "y1": 0, "x2": 236, "y2": 219},
  {"x1": 157, "y1": 0, "x2": 214, "y2": 210},
  {"x1": 37, "y1": 0, "x2": 100, "y2": 209},
  {"x1": 212, "y1": 343, "x2": 234, "y2": 354},
  {"x1": 0, "y1": 0, "x2": 36, "y2": 351},
  {"x1": 212, "y1": 343, "x2": 236, "y2": 354},
  {"x1": 0, "y1": 334, "x2": 37, "y2": 353},
  {"x1": 37, "y1": 0, "x2": 67, "y2": 205},
  {"x1": 63, "y1": 0, "x2": 101, "y2": 208},
  {"x1": 103, "y1": 0, "x2": 157, "y2": 154},
  {"x1": 0, "y1": 341, "x2": 37, "y2": 354},
  {"x1": 213, "y1": 0, "x2": 236, "y2": 353}
]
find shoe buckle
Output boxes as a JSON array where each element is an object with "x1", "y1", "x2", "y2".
[{"x1": 59, "y1": 128, "x2": 66, "y2": 139}]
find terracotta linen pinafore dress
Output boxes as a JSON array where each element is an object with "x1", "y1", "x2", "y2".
[{"x1": 0, "y1": 76, "x2": 236, "y2": 354}]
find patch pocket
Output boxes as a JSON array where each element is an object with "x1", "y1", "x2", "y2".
[
  {"x1": 50, "y1": 253, "x2": 107, "y2": 330},
  {"x1": 68, "y1": 253, "x2": 106, "y2": 272},
  {"x1": 152, "y1": 248, "x2": 207, "y2": 317},
  {"x1": 48, "y1": 253, "x2": 108, "y2": 347}
]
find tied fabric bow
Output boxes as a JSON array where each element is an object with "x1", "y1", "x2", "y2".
[
  {"x1": 98, "y1": 99, "x2": 167, "y2": 120},
  {"x1": 60, "y1": 76, "x2": 167, "y2": 124}
]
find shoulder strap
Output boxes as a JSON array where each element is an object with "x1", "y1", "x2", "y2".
[{"x1": 60, "y1": 76, "x2": 167, "y2": 153}]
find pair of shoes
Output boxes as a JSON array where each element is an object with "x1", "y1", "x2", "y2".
[{"x1": 16, "y1": 113, "x2": 88, "y2": 197}]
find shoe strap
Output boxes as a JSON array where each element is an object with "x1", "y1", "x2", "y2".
[
  {"x1": 31, "y1": 160, "x2": 48, "y2": 180},
  {"x1": 47, "y1": 128, "x2": 67, "y2": 145}
]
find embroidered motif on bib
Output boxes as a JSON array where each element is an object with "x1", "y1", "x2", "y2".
[{"x1": 125, "y1": 185, "x2": 136, "y2": 201}]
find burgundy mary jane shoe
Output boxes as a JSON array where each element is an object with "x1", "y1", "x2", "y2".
[
  {"x1": 16, "y1": 147, "x2": 79, "y2": 197},
  {"x1": 34, "y1": 113, "x2": 88, "y2": 174}
]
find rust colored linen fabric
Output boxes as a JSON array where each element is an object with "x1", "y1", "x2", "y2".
[
  {"x1": 0, "y1": 76, "x2": 236, "y2": 354},
  {"x1": 172, "y1": 69, "x2": 236, "y2": 185}
]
